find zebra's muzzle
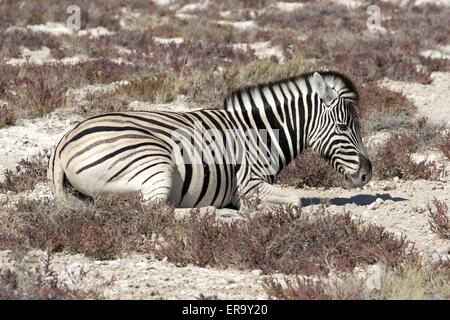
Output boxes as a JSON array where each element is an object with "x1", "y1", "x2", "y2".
[{"x1": 344, "y1": 154, "x2": 372, "y2": 188}]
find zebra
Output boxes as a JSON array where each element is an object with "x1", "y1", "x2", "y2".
[{"x1": 48, "y1": 71, "x2": 372, "y2": 209}]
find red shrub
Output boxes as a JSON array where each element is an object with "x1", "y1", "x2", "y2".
[
  {"x1": 373, "y1": 133, "x2": 444, "y2": 180},
  {"x1": 428, "y1": 198, "x2": 450, "y2": 239}
]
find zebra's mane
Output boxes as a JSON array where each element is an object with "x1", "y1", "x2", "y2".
[{"x1": 223, "y1": 70, "x2": 359, "y2": 111}]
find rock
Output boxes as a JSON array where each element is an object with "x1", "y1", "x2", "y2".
[
  {"x1": 393, "y1": 176, "x2": 400, "y2": 183},
  {"x1": 436, "y1": 244, "x2": 450, "y2": 255},
  {"x1": 368, "y1": 198, "x2": 384, "y2": 210},
  {"x1": 251, "y1": 269, "x2": 263, "y2": 277},
  {"x1": 216, "y1": 208, "x2": 240, "y2": 219},
  {"x1": 368, "y1": 202, "x2": 377, "y2": 210},
  {"x1": 382, "y1": 182, "x2": 396, "y2": 191},
  {"x1": 366, "y1": 264, "x2": 382, "y2": 291},
  {"x1": 431, "y1": 253, "x2": 443, "y2": 264},
  {"x1": 108, "y1": 260, "x2": 121, "y2": 267},
  {"x1": 66, "y1": 263, "x2": 85, "y2": 283},
  {"x1": 135, "y1": 261, "x2": 148, "y2": 268}
]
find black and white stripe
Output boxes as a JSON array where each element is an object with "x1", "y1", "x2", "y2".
[{"x1": 48, "y1": 71, "x2": 371, "y2": 209}]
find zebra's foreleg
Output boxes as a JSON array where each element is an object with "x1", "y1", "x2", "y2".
[{"x1": 257, "y1": 182, "x2": 302, "y2": 207}]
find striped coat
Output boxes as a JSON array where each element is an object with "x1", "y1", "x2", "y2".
[{"x1": 48, "y1": 71, "x2": 372, "y2": 208}]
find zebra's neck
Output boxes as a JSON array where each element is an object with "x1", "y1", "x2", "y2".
[{"x1": 224, "y1": 77, "x2": 314, "y2": 174}]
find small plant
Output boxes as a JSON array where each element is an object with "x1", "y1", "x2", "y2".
[
  {"x1": 373, "y1": 133, "x2": 444, "y2": 180},
  {"x1": 428, "y1": 198, "x2": 450, "y2": 239},
  {"x1": 263, "y1": 276, "x2": 365, "y2": 300},
  {"x1": 358, "y1": 84, "x2": 415, "y2": 132},
  {"x1": 116, "y1": 75, "x2": 177, "y2": 104},
  {"x1": 0, "y1": 253, "x2": 99, "y2": 300},
  {"x1": 1, "y1": 195, "x2": 176, "y2": 260},
  {"x1": 277, "y1": 150, "x2": 339, "y2": 188},
  {"x1": 4, "y1": 69, "x2": 66, "y2": 119},
  {"x1": 437, "y1": 133, "x2": 450, "y2": 160},
  {"x1": 0, "y1": 105, "x2": 14, "y2": 127},
  {"x1": 155, "y1": 207, "x2": 418, "y2": 275},
  {"x1": 0, "y1": 151, "x2": 49, "y2": 193},
  {"x1": 264, "y1": 277, "x2": 333, "y2": 300},
  {"x1": 2, "y1": 197, "x2": 417, "y2": 275},
  {"x1": 226, "y1": 58, "x2": 310, "y2": 92},
  {"x1": 431, "y1": 258, "x2": 450, "y2": 282}
]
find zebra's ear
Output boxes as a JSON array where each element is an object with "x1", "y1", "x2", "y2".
[{"x1": 312, "y1": 72, "x2": 337, "y2": 106}]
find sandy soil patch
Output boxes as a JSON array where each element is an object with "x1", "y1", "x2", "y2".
[{"x1": 381, "y1": 72, "x2": 450, "y2": 127}]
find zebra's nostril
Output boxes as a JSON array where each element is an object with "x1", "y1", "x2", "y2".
[{"x1": 361, "y1": 174, "x2": 367, "y2": 182}]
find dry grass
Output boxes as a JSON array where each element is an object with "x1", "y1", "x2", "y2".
[
  {"x1": 428, "y1": 198, "x2": 450, "y2": 240},
  {"x1": 264, "y1": 276, "x2": 365, "y2": 300},
  {"x1": 1, "y1": 65, "x2": 66, "y2": 119},
  {"x1": 0, "y1": 252, "x2": 100, "y2": 300},
  {"x1": 227, "y1": 58, "x2": 309, "y2": 90},
  {"x1": 0, "y1": 197, "x2": 417, "y2": 276},
  {"x1": 438, "y1": 133, "x2": 450, "y2": 160},
  {"x1": 0, "y1": 105, "x2": 14, "y2": 127},
  {"x1": 0, "y1": 29, "x2": 62, "y2": 59},
  {"x1": 116, "y1": 75, "x2": 178, "y2": 104},
  {"x1": 277, "y1": 150, "x2": 339, "y2": 188},
  {"x1": 264, "y1": 259, "x2": 450, "y2": 300},
  {"x1": 1, "y1": 196, "x2": 174, "y2": 260},
  {"x1": 259, "y1": 1, "x2": 450, "y2": 83},
  {"x1": 358, "y1": 84, "x2": 416, "y2": 133},
  {"x1": 373, "y1": 261, "x2": 450, "y2": 300},
  {"x1": 0, "y1": 61, "x2": 136, "y2": 120},
  {"x1": 0, "y1": 152, "x2": 48, "y2": 193},
  {"x1": 373, "y1": 133, "x2": 444, "y2": 180},
  {"x1": 155, "y1": 207, "x2": 417, "y2": 275},
  {"x1": 1, "y1": 0, "x2": 447, "y2": 127}
]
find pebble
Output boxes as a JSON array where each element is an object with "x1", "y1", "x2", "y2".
[
  {"x1": 395, "y1": 232, "x2": 403, "y2": 238},
  {"x1": 251, "y1": 269, "x2": 263, "y2": 277},
  {"x1": 108, "y1": 260, "x2": 121, "y2": 267},
  {"x1": 135, "y1": 261, "x2": 147, "y2": 268},
  {"x1": 226, "y1": 284, "x2": 239, "y2": 289},
  {"x1": 66, "y1": 263, "x2": 85, "y2": 282},
  {"x1": 365, "y1": 264, "x2": 382, "y2": 291},
  {"x1": 368, "y1": 198, "x2": 384, "y2": 210},
  {"x1": 382, "y1": 182, "x2": 396, "y2": 191},
  {"x1": 436, "y1": 244, "x2": 450, "y2": 255},
  {"x1": 431, "y1": 253, "x2": 442, "y2": 264}
]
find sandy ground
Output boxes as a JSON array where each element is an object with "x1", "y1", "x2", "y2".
[
  {"x1": 0, "y1": 250, "x2": 268, "y2": 300},
  {"x1": 381, "y1": 72, "x2": 450, "y2": 127}
]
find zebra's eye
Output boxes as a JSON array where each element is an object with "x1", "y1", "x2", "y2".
[{"x1": 337, "y1": 123, "x2": 347, "y2": 131}]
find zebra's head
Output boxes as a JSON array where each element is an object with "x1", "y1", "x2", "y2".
[{"x1": 308, "y1": 72, "x2": 372, "y2": 188}]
